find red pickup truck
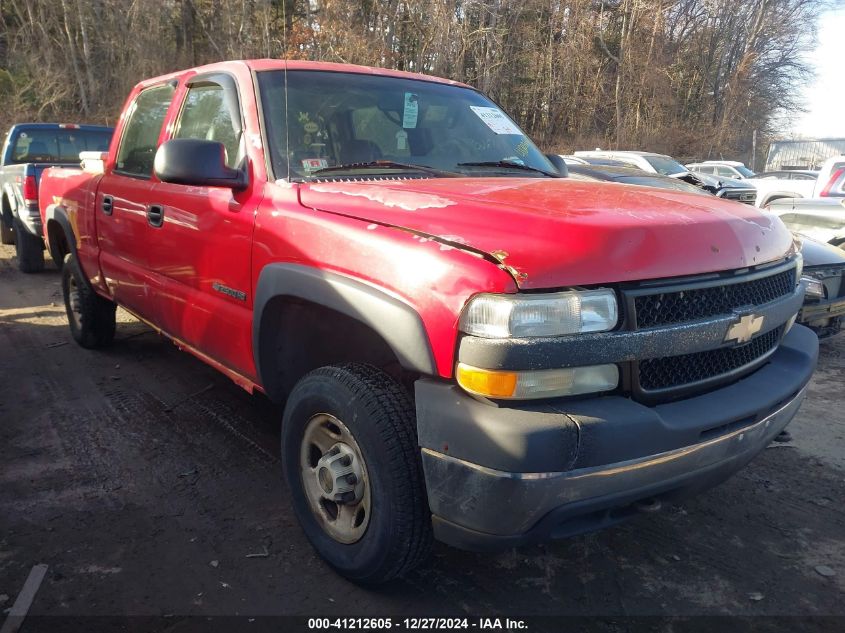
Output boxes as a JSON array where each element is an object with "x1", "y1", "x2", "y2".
[{"x1": 39, "y1": 60, "x2": 818, "y2": 583}]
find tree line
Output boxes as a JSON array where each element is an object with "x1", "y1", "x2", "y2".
[{"x1": 0, "y1": 0, "x2": 828, "y2": 164}]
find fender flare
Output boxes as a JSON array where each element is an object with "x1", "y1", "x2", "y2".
[
  {"x1": 761, "y1": 191, "x2": 803, "y2": 207},
  {"x1": 253, "y1": 263, "x2": 437, "y2": 397},
  {"x1": 1, "y1": 183, "x2": 17, "y2": 224},
  {"x1": 43, "y1": 204, "x2": 79, "y2": 263}
]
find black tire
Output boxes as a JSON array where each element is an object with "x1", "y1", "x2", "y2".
[
  {"x1": 13, "y1": 217, "x2": 44, "y2": 273},
  {"x1": 61, "y1": 253, "x2": 116, "y2": 348},
  {"x1": 281, "y1": 363, "x2": 432, "y2": 583},
  {"x1": 0, "y1": 216, "x2": 13, "y2": 245}
]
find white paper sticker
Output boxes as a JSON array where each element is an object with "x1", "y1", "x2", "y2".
[
  {"x1": 469, "y1": 106, "x2": 522, "y2": 135},
  {"x1": 403, "y1": 93, "x2": 419, "y2": 129},
  {"x1": 395, "y1": 130, "x2": 408, "y2": 151}
]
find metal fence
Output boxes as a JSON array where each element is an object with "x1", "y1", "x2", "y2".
[{"x1": 765, "y1": 138, "x2": 845, "y2": 171}]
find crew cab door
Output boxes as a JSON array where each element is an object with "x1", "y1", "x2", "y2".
[
  {"x1": 147, "y1": 74, "x2": 257, "y2": 379},
  {"x1": 97, "y1": 82, "x2": 176, "y2": 321}
]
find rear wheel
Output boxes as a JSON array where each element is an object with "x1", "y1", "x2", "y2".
[
  {"x1": 0, "y1": 217, "x2": 13, "y2": 245},
  {"x1": 62, "y1": 253, "x2": 116, "y2": 348},
  {"x1": 13, "y1": 217, "x2": 44, "y2": 272},
  {"x1": 281, "y1": 363, "x2": 432, "y2": 583}
]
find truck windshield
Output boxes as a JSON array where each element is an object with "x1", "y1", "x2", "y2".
[
  {"x1": 9, "y1": 128, "x2": 112, "y2": 164},
  {"x1": 257, "y1": 70, "x2": 554, "y2": 180},
  {"x1": 644, "y1": 155, "x2": 689, "y2": 176}
]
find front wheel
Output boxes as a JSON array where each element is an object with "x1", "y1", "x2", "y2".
[
  {"x1": 281, "y1": 364, "x2": 432, "y2": 583},
  {"x1": 62, "y1": 253, "x2": 117, "y2": 348}
]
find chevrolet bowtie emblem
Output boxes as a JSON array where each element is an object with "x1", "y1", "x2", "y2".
[{"x1": 724, "y1": 314, "x2": 765, "y2": 344}]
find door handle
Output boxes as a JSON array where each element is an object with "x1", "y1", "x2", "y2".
[
  {"x1": 146, "y1": 204, "x2": 165, "y2": 228},
  {"x1": 101, "y1": 195, "x2": 113, "y2": 215}
]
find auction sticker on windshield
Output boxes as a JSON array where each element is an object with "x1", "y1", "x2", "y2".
[{"x1": 469, "y1": 106, "x2": 522, "y2": 135}]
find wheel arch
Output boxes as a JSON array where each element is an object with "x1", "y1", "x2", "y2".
[
  {"x1": 253, "y1": 263, "x2": 436, "y2": 403},
  {"x1": 1, "y1": 186, "x2": 15, "y2": 225},
  {"x1": 43, "y1": 204, "x2": 78, "y2": 271},
  {"x1": 761, "y1": 192, "x2": 803, "y2": 207}
]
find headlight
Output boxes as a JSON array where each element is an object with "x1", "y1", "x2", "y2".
[
  {"x1": 801, "y1": 275, "x2": 825, "y2": 298},
  {"x1": 456, "y1": 363, "x2": 619, "y2": 400},
  {"x1": 459, "y1": 289, "x2": 618, "y2": 338},
  {"x1": 795, "y1": 252, "x2": 803, "y2": 281}
]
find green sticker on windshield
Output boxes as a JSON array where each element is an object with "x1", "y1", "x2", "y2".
[{"x1": 403, "y1": 93, "x2": 419, "y2": 129}]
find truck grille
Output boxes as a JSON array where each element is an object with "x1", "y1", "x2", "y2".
[
  {"x1": 626, "y1": 261, "x2": 797, "y2": 402},
  {"x1": 720, "y1": 190, "x2": 757, "y2": 205},
  {"x1": 634, "y1": 268, "x2": 795, "y2": 329},
  {"x1": 637, "y1": 326, "x2": 783, "y2": 392}
]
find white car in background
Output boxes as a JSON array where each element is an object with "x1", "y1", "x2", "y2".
[
  {"x1": 574, "y1": 150, "x2": 690, "y2": 176},
  {"x1": 753, "y1": 155, "x2": 845, "y2": 208},
  {"x1": 746, "y1": 169, "x2": 820, "y2": 207},
  {"x1": 766, "y1": 156, "x2": 845, "y2": 246},
  {"x1": 687, "y1": 160, "x2": 756, "y2": 180}
]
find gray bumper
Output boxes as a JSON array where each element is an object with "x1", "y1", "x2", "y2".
[
  {"x1": 415, "y1": 324, "x2": 818, "y2": 550},
  {"x1": 14, "y1": 202, "x2": 42, "y2": 236}
]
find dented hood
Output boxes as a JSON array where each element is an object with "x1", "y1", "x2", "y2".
[{"x1": 298, "y1": 178, "x2": 794, "y2": 289}]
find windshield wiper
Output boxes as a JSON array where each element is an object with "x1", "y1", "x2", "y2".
[
  {"x1": 311, "y1": 160, "x2": 458, "y2": 177},
  {"x1": 457, "y1": 160, "x2": 559, "y2": 177}
]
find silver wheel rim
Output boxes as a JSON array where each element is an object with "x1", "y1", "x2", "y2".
[
  {"x1": 300, "y1": 413, "x2": 371, "y2": 544},
  {"x1": 68, "y1": 276, "x2": 83, "y2": 329}
]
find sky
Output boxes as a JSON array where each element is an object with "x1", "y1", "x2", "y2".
[{"x1": 793, "y1": 7, "x2": 845, "y2": 138}]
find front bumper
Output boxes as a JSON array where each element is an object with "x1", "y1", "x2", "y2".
[{"x1": 415, "y1": 325, "x2": 818, "y2": 551}]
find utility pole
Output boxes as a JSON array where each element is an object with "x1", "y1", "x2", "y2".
[{"x1": 751, "y1": 129, "x2": 757, "y2": 171}]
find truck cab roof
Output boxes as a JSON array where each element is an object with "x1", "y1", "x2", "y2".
[{"x1": 133, "y1": 59, "x2": 473, "y2": 92}]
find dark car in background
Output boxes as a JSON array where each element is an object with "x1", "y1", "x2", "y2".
[
  {"x1": 0, "y1": 123, "x2": 113, "y2": 271},
  {"x1": 796, "y1": 237, "x2": 845, "y2": 338},
  {"x1": 566, "y1": 164, "x2": 714, "y2": 195}
]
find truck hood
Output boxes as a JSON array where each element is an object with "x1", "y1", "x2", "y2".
[
  {"x1": 298, "y1": 177, "x2": 794, "y2": 289},
  {"x1": 693, "y1": 172, "x2": 752, "y2": 190}
]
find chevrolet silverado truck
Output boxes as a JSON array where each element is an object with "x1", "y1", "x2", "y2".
[
  {"x1": 0, "y1": 123, "x2": 112, "y2": 271},
  {"x1": 39, "y1": 60, "x2": 818, "y2": 583}
]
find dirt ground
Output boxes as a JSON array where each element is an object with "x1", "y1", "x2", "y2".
[{"x1": 1, "y1": 243, "x2": 844, "y2": 628}]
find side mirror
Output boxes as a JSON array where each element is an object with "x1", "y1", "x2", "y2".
[
  {"x1": 545, "y1": 154, "x2": 569, "y2": 177},
  {"x1": 154, "y1": 139, "x2": 247, "y2": 189}
]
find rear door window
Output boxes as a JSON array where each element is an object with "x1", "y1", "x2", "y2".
[{"x1": 115, "y1": 84, "x2": 176, "y2": 178}]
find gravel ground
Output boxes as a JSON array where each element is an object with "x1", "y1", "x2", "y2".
[{"x1": 1, "y1": 243, "x2": 843, "y2": 630}]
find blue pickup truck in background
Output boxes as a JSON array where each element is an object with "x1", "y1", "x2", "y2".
[{"x1": 0, "y1": 123, "x2": 113, "y2": 272}]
